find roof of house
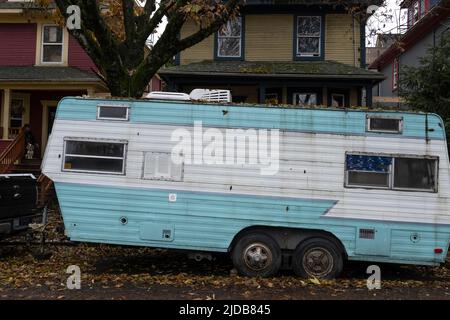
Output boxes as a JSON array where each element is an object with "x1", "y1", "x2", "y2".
[
  {"x1": 159, "y1": 60, "x2": 384, "y2": 80},
  {"x1": 0, "y1": 66, "x2": 100, "y2": 82},
  {"x1": 376, "y1": 34, "x2": 402, "y2": 48}
]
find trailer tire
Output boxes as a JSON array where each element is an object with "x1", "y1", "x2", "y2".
[
  {"x1": 232, "y1": 233, "x2": 281, "y2": 277},
  {"x1": 293, "y1": 237, "x2": 343, "y2": 279}
]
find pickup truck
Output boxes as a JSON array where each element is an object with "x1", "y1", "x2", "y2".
[{"x1": 0, "y1": 174, "x2": 43, "y2": 239}]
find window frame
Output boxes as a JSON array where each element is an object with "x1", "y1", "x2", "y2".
[
  {"x1": 293, "y1": 92, "x2": 318, "y2": 106},
  {"x1": 96, "y1": 104, "x2": 130, "y2": 121},
  {"x1": 41, "y1": 24, "x2": 64, "y2": 65},
  {"x1": 366, "y1": 115, "x2": 403, "y2": 134},
  {"x1": 215, "y1": 16, "x2": 244, "y2": 60},
  {"x1": 294, "y1": 15, "x2": 324, "y2": 60},
  {"x1": 142, "y1": 151, "x2": 184, "y2": 182},
  {"x1": 344, "y1": 152, "x2": 439, "y2": 193},
  {"x1": 62, "y1": 137, "x2": 128, "y2": 175},
  {"x1": 331, "y1": 93, "x2": 346, "y2": 108}
]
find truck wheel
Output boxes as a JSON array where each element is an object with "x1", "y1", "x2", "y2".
[
  {"x1": 232, "y1": 233, "x2": 281, "y2": 277},
  {"x1": 293, "y1": 237, "x2": 343, "y2": 279}
]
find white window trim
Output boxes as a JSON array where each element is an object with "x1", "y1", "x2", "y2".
[
  {"x1": 296, "y1": 16, "x2": 322, "y2": 57},
  {"x1": 293, "y1": 92, "x2": 318, "y2": 105},
  {"x1": 217, "y1": 17, "x2": 242, "y2": 58},
  {"x1": 344, "y1": 152, "x2": 439, "y2": 193},
  {"x1": 38, "y1": 24, "x2": 67, "y2": 65},
  {"x1": 96, "y1": 104, "x2": 130, "y2": 121},
  {"x1": 62, "y1": 137, "x2": 128, "y2": 175},
  {"x1": 331, "y1": 93, "x2": 346, "y2": 107},
  {"x1": 366, "y1": 116, "x2": 403, "y2": 134}
]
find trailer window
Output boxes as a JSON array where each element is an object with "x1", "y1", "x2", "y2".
[
  {"x1": 63, "y1": 140, "x2": 127, "y2": 174},
  {"x1": 367, "y1": 116, "x2": 402, "y2": 133},
  {"x1": 346, "y1": 154, "x2": 391, "y2": 188},
  {"x1": 97, "y1": 104, "x2": 129, "y2": 121},
  {"x1": 394, "y1": 157, "x2": 437, "y2": 191},
  {"x1": 345, "y1": 153, "x2": 438, "y2": 192},
  {"x1": 142, "y1": 152, "x2": 183, "y2": 181}
]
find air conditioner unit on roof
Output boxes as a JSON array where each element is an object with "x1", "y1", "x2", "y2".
[{"x1": 145, "y1": 91, "x2": 191, "y2": 101}]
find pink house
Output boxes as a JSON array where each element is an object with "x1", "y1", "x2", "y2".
[{"x1": 0, "y1": 1, "x2": 161, "y2": 161}]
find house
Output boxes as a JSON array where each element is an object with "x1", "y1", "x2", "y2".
[
  {"x1": 159, "y1": 0, "x2": 385, "y2": 108},
  {"x1": 0, "y1": 0, "x2": 107, "y2": 159},
  {"x1": 0, "y1": 0, "x2": 162, "y2": 162},
  {"x1": 366, "y1": 33, "x2": 402, "y2": 66},
  {"x1": 369, "y1": 0, "x2": 450, "y2": 107}
]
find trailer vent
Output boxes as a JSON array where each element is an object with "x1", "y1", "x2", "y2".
[
  {"x1": 145, "y1": 89, "x2": 232, "y2": 103},
  {"x1": 359, "y1": 229, "x2": 375, "y2": 239}
]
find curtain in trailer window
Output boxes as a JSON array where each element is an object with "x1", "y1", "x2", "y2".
[{"x1": 346, "y1": 155, "x2": 392, "y2": 172}]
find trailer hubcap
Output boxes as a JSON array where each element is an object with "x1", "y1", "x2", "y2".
[
  {"x1": 302, "y1": 247, "x2": 333, "y2": 277},
  {"x1": 243, "y1": 243, "x2": 272, "y2": 271}
]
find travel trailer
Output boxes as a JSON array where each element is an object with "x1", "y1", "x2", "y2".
[{"x1": 42, "y1": 94, "x2": 450, "y2": 279}]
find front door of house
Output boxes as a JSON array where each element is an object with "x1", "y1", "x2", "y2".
[{"x1": 41, "y1": 101, "x2": 58, "y2": 158}]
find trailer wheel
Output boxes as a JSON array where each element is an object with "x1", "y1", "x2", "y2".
[
  {"x1": 293, "y1": 237, "x2": 343, "y2": 279},
  {"x1": 232, "y1": 233, "x2": 281, "y2": 277}
]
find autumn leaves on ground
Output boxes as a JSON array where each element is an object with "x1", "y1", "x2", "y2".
[{"x1": 0, "y1": 209, "x2": 449, "y2": 300}]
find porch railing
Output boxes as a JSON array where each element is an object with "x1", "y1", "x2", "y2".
[{"x1": 0, "y1": 127, "x2": 26, "y2": 174}]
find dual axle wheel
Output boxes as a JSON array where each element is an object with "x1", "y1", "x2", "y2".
[{"x1": 231, "y1": 233, "x2": 343, "y2": 279}]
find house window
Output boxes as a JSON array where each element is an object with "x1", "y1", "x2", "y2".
[
  {"x1": 265, "y1": 93, "x2": 279, "y2": 105},
  {"x1": 142, "y1": 152, "x2": 183, "y2": 181},
  {"x1": 42, "y1": 25, "x2": 64, "y2": 63},
  {"x1": 293, "y1": 93, "x2": 317, "y2": 106},
  {"x1": 63, "y1": 139, "x2": 127, "y2": 174},
  {"x1": 296, "y1": 16, "x2": 322, "y2": 58},
  {"x1": 345, "y1": 153, "x2": 438, "y2": 192},
  {"x1": 217, "y1": 17, "x2": 242, "y2": 59},
  {"x1": 392, "y1": 58, "x2": 399, "y2": 90},
  {"x1": 413, "y1": 1, "x2": 420, "y2": 23},
  {"x1": 97, "y1": 104, "x2": 130, "y2": 121},
  {"x1": 367, "y1": 116, "x2": 403, "y2": 133},
  {"x1": 10, "y1": 98, "x2": 24, "y2": 129},
  {"x1": 331, "y1": 94, "x2": 345, "y2": 107}
]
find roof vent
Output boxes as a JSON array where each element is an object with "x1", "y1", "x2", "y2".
[
  {"x1": 189, "y1": 89, "x2": 232, "y2": 103},
  {"x1": 145, "y1": 89, "x2": 232, "y2": 103},
  {"x1": 145, "y1": 91, "x2": 191, "y2": 101}
]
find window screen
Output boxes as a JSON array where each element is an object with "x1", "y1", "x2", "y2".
[
  {"x1": 367, "y1": 117, "x2": 402, "y2": 133},
  {"x1": 394, "y1": 157, "x2": 437, "y2": 191},
  {"x1": 143, "y1": 152, "x2": 183, "y2": 181},
  {"x1": 97, "y1": 105, "x2": 129, "y2": 120},
  {"x1": 63, "y1": 140, "x2": 127, "y2": 174}
]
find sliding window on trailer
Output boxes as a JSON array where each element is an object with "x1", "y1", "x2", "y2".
[
  {"x1": 345, "y1": 152, "x2": 439, "y2": 192},
  {"x1": 62, "y1": 138, "x2": 128, "y2": 175}
]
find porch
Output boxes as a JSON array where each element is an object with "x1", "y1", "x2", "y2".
[
  {"x1": 0, "y1": 66, "x2": 106, "y2": 160},
  {"x1": 160, "y1": 60, "x2": 385, "y2": 107}
]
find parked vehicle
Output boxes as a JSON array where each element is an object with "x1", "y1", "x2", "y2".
[
  {"x1": 42, "y1": 95, "x2": 450, "y2": 279},
  {"x1": 0, "y1": 174, "x2": 42, "y2": 239}
]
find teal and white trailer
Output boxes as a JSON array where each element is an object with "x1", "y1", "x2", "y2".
[{"x1": 42, "y1": 96, "x2": 450, "y2": 278}]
